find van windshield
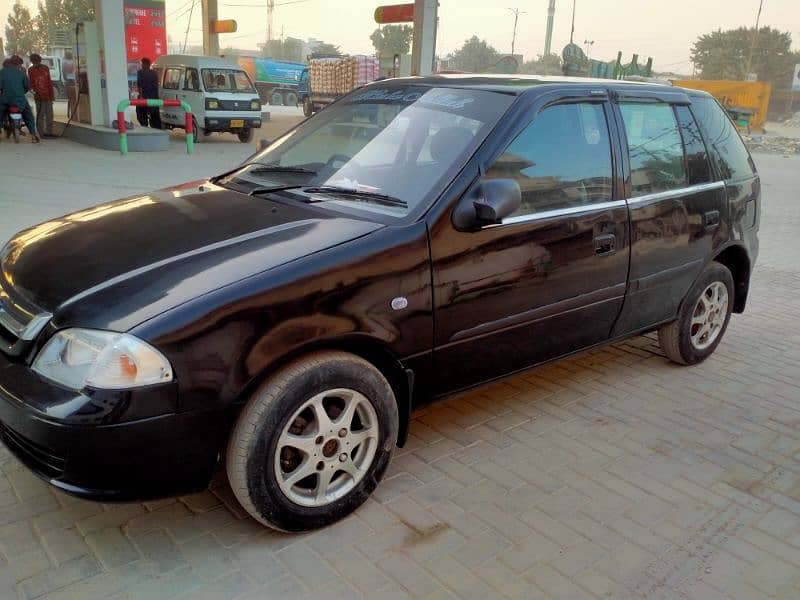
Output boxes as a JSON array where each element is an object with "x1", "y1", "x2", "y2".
[{"x1": 202, "y1": 69, "x2": 255, "y2": 93}]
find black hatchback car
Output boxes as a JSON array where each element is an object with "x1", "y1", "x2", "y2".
[{"x1": 0, "y1": 76, "x2": 759, "y2": 531}]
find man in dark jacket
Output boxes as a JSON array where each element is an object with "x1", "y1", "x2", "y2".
[
  {"x1": 136, "y1": 57, "x2": 161, "y2": 129},
  {"x1": 0, "y1": 55, "x2": 40, "y2": 142}
]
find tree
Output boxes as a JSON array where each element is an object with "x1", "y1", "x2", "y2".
[
  {"x1": 5, "y1": 1, "x2": 39, "y2": 57},
  {"x1": 691, "y1": 27, "x2": 799, "y2": 90},
  {"x1": 370, "y1": 24, "x2": 412, "y2": 57},
  {"x1": 445, "y1": 36, "x2": 499, "y2": 73},
  {"x1": 37, "y1": 0, "x2": 93, "y2": 48},
  {"x1": 520, "y1": 53, "x2": 562, "y2": 75},
  {"x1": 311, "y1": 41, "x2": 341, "y2": 56}
]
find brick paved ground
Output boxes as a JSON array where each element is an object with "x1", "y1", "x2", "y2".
[{"x1": 1, "y1": 147, "x2": 799, "y2": 599}]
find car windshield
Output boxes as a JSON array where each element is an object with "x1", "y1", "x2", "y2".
[
  {"x1": 201, "y1": 68, "x2": 255, "y2": 93},
  {"x1": 226, "y1": 85, "x2": 515, "y2": 218}
]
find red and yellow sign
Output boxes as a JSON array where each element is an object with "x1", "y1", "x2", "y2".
[
  {"x1": 124, "y1": 0, "x2": 166, "y2": 61},
  {"x1": 374, "y1": 3, "x2": 415, "y2": 24}
]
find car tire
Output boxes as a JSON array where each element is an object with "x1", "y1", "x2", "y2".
[
  {"x1": 658, "y1": 261, "x2": 734, "y2": 365},
  {"x1": 237, "y1": 128, "x2": 254, "y2": 143},
  {"x1": 226, "y1": 351, "x2": 398, "y2": 532}
]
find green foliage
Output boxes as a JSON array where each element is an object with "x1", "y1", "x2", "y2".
[
  {"x1": 691, "y1": 27, "x2": 799, "y2": 89},
  {"x1": 445, "y1": 36, "x2": 499, "y2": 73},
  {"x1": 36, "y1": 0, "x2": 93, "y2": 47},
  {"x1": 5, "y1": 1, "x2": 39, "y2": 57},
  {"x1": 311, "y1": 41, "x2": 341, "y2": 57},
  {"x1": 264, "y1": 37, "x2": 305, "y2": 62},
  {"x1": 520, "y1": 53, "x2": 562, "y2": 75},
  {"x1": 370, "y1": 25, "x2": 412, "y2": 57}
]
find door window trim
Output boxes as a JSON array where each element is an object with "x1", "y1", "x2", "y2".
[
  {"x1": 499, "y1": 199, "x2": 627, "y2": 226},
  {"x1": 625, "y1": 180, "x2": 724, "y2": 207}
]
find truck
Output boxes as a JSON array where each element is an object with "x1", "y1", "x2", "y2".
[
  {"x1": 235, "y1": 56, "x2": 308, "y2": 106},
  {"x1": 298, "y1": 55, "x2": 380, "y2": 117}
]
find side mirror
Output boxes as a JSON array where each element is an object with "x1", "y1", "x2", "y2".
[{"x1": 452, "y1": 178, "x2": 522, "y2": 230}]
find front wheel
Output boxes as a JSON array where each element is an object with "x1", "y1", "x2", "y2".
[
  {"x1": 658, "y1": 261, "x2": 734, "y2": 365},
  {"x1": 226, "y1": 351, "x2": 398, "y2": 532},
  {"x1": 302, "y1": 97, "x2": 313, "y2": 118},
  {"x1": 237, "y1": 128, "x2": 254, "y2": 143}
]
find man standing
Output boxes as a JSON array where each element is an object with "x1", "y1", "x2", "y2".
[
  {"x1": 136, "y1": 57, "x2": 161, "y2": 129},
  {"x1": 28, "y1": 54, "x2": 55, "y2": 138},
  {"x1": 0, "y1": 55, "x2": 39, "y2": 143}
]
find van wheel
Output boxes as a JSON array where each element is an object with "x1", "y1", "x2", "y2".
[
  {"x1": 237, "y1": 129, "x2": 254, "y2": 143},
  {"x1": 303, "y1": 97, "x2": 313, "y2": 117},
  {"x1": 192, "y1": 117, "x2": 204, "y2": 143},
  {"x1": 658, "y1": 261, "x2": 734, "y2": 365},
  {"x1": 226, "y1": 351, "x2": 398, "y2": 532}
]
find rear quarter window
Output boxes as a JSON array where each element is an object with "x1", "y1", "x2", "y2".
[{"x1": 690, "y1": 96, "x2": 755, "y2": 181}]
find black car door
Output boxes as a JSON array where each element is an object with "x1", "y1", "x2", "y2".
[
  {"x1": 609, "y1": 91, "x2": 728, "y2": 335},
  {"x1": 428, "y1": 92, "x2": 630, "y2": 395}
]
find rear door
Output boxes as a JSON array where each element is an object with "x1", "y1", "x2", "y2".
[
  {"x1": 610, "y1": 91, "x2": 726, "y2": 335},
  {"x1": 430, "y1": 93, "x2": 630, "y2": 394},
  {"x1": 160, "y1": 66, "x2": 184, "y2": 127}
]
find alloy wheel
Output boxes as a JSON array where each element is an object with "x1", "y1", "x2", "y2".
[{"x1": 690, "y1": 281, "x2": 729, "y2": 350}]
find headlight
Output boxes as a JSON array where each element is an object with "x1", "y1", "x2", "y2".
[
  {"x1": 250, "y1": 99, "x2": 260, "y2": 110},
  {"x1": 32, "y1": 329, "x2": 173, "y2": 390},
  {"x1": 206, "y1": 98, "x2": 219, "y2": 110}
]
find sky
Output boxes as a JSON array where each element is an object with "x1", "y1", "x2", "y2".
[{"x1": 2, "y1": 0, "x2": 799, "y2": 75}]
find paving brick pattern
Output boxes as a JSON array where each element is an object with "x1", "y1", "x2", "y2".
[{"x1": 1, "y1": 152, "x2": 799, "y2": 598}]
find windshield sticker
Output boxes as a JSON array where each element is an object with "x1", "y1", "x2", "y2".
[{"x1": 348, "y1": 88, "x2": 476, "y2": 111}]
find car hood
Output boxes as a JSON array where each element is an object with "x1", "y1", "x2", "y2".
[{"x1": 0, "y1": 183, "x2": 383, "y2": 331}]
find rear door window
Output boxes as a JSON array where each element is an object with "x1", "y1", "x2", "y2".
[
  {"x1": 675, "y1": 105, "x2": 712, "y2": 185},
  {"x1": 485, "y1": 102, "x2": 614, "y2": 217},
  {"x1": 619, "y1": 103, "x2": 687, "y2": 197},
  {"x1": 690, "y1": 96, "x2": 755, "y2": 181},
  {"x1": 163, "y1": 67, "x2": 182, "y2": 90}
]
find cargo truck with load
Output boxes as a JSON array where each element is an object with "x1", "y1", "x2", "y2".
[
  {"x1": 298, "y1": 55, "x2": 381, "y2": 117},
  {"x1": 235, "y1": 56, "x2": 307, "y2": 106}
]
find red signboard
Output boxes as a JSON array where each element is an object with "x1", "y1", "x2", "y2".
[
  {"x1": 124, "y1": 0, "x2": 166, "y2": 62},
  {"x1": 374, "y1": 3, "x2": 415, "y2": 24}
]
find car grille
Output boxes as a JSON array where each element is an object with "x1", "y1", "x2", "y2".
[
  {"x1": 218, "y1": 99, "x2": 259, "y2": 111},
  {"x1": 0, "y1": 286, "x2": 51, "y2": 357},
  {"x1": 0, "y1": 422, "x2": 66, "y2": 478}
]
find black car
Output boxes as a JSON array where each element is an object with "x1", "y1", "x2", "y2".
[{"x1": 0, "y1": 76, "x2": 759, "y2": 531}]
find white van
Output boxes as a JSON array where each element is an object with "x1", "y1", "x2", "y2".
[{"x1": 152, "y1": 55, "x2": 262, "y2": 143}]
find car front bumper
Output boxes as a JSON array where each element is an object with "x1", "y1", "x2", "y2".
[
  {"x1": 203, "y1": 116, "x2": 262, "y2": 131},
  {"x1": 0, "y1": 352, "x2": 235, "y2": 501}
]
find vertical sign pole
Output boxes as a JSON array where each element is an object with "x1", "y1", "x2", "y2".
[
  {"x1": 201, "y1": 0, "x2": 219, "y2": 56},
  {"x1": 411, "y1": 0, "x2": 438, "y2": 76}
]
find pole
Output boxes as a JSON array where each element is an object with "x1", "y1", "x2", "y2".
[
  {"x1": 744, "y1": 0, "x2": 764, "y2": 79},
  {"x1": 508, "y1": 8, "x2": 526, "y2": 56},
  {"x1": 570, "y1": 0, "x2": 576, "y2": 44},
  {"x1": 411, "y1": 0, "x2": 438, "y2": 76},
  {"x1": 543, "y1": 0, "x2": 555, "y2": 58},
  {"x1": 183, "y1": 0, "x2": 196, "y2": 53},
  {"x1": 201, "y1": 0, "x2": 219, "y2": 56}
]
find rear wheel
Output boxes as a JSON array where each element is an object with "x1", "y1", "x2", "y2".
[
  {"x1": 658, "y1": 261, "x2": 734, "y2": 365},
  {"x1": 12, "y1": 121, "x2": 20, "y2": 143},
  {"x1": 302, "y1": 97, "x2": 313, "y2": 117},
  {"x1": 226, "y1": 351, "x2": 398, "y2": 531},
  {"x1": 270, "y1": 91, "x2": 283, "y2": 106},
  {"x1": 237, "y1": 128, "x2": 254, "y2": 143},
  {"x1": 284, "y1": 91, "x2": 298, "y2": 106}
]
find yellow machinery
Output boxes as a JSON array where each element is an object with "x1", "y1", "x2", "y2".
[{"x1": 672, "y1": 80, "x2": 771, "y2": 132}]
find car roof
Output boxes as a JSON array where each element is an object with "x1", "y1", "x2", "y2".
[
  {"x1": 153, "y1": 54, "x2": 242, "y2": 70},
  {"x1": 374, "y1": 73, "x2": 711, "y2": 98}
]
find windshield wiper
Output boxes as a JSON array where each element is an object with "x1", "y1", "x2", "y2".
[
  {"x1": 248, "y1": 164, "x2": 318, "y2": 175},
  {"x1": 303, "y1": 186, "x2": 408, "y2": 208},
  {"x1": 211, "y1": 162, "x2": 317, "y2": 184},
  {"x1": 249, "y1": 185, "x2": 304, "y2": 196}
]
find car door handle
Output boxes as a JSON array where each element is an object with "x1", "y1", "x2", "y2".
[
  {"x1": 594, "y1": 233, "x2": 616, "y2": 256},
  {"x1": 704, "y1": 210, "x2": 720, "y2": 229}
]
